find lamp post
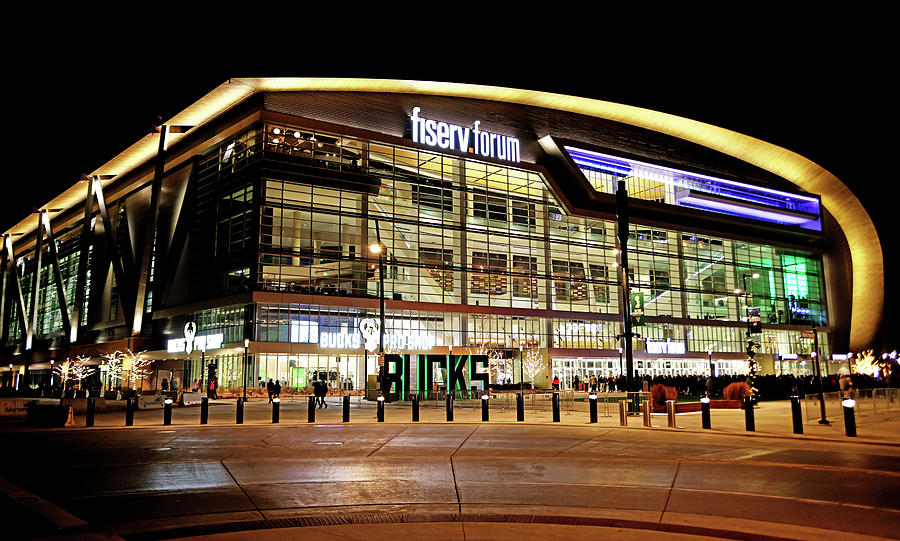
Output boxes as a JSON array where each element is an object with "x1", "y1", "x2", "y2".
[
  {"x1": 369, "y1": 224, "x2": 386, "y2": 398},
  {"x1": 243, "y1": 338, "x2": 249, "y2": 403},
  {"x1": 519, "y1": 344, "x2": 524, "y2": 392},
  {"x1": 49, "y1": 359, "x2": 54, "y2": 388},
  {"x1": 738, "y1": 272, "x2": 760, "y2": 399},
  {"x1": 707, "y1": 348, "x2": 714, "y2": 378}
]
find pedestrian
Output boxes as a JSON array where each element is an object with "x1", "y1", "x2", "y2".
[
  {"x1": 192, "y1": 379, "x2": 200, "y2": 392},
  {"x1": 274, "y1": 380, "x2": 281, "y2": 400},
  {"x1": 161, "y1": 378, "x2": 169, "y2": 392},
  {"x1": 552, "y1": 375, "x2": 560, "y2": 390},
  {"x1": 318, "y1": 378, "x2": 328, "y2": 408},
  {"x1": 267, "y1": 378, "x2": 275, "y2": 403},
  {"x1": 590, "y1": 374, "x2": 597, "y2": 392}
]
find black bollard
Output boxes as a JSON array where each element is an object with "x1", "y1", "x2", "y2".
[
  {"x1": 200, "y1": 397, "x2": 209, "y2": 425},
  {"x1": 343, "y1": 395, "x2": 350, "y2": 423},
  {"x1": 308, "y1": 396, "x2": 316, "y2": 423},
  {"x1": 589, "y1": 394, "x2": 598, "y2": 423},
  {"x1": 552, "y1": 392, "x2": 560, "y2": 422},
  {"x1": 412, "y1": 394, "x2": 419, "y2": 422},
  {"x1": 446, "y1": 393, "x2": 454, "y2": 422},
  {"x1": 481, "y1": 393, "x2": 489, "y2": 422},
  {"x1": 125, "y1": 397, "x2": 134, "y2": 426},
  {"x1": 163, "y1": 399, "x2": 173, "y2": 425},
  {"x1": 236, "y1": 399, "x2": 244, "y2": 425},
  {"x1": 842, "y1": 398, "x2": 857, "y2": 437},
  {"x1": 516, "y1": 392, "x2": 524, "y2": 422},
  {"x1": 701, "y1": 397, "x2": 711, "y2": 430},
  {"x1": 790, "y1": 395, "x2": 803, "y2": 434},
  {"x1": 377, "y1": 396, "x2": 385, "y2": 422},
  {"x1": 272, "y1": 398, "x2": 280, "y2": 423},
  {"x1": 86, "y1": 398, "x2": 96, "y2": 427},
  {"x1": 744, "y1": 395, "x2": 755, "y2": 432}
]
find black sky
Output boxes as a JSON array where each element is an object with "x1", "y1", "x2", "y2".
[{"x1": 3, "y1": 30, "x2": 894, "y2": 348}]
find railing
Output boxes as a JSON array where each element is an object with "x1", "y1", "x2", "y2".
[{"x1": 804, "y1": 388, "x2": 899, "y2": 422}]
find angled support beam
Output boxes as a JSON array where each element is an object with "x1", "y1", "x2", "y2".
[
  {"x1": 70, "y1": 177, "x2": 96, "y2": 342},
  {"x1": 41, "y1": 211, "x2": 72, "y2": 342},
  {"x1": 132, "y1": 125, "x2": 169, "y2": 335},
  {"x1": 93, "y1": 177, "x2": 135, "y2": 327},
  {"x1": 0, "y1": 235, "x2": 8, "y2": 343},
  {"x1": 157, "y1": 159, "x2": 198, "y2": 307},
  {"x1": 4, "y1": 237, "x2": 30, "y2": 347},
  {"x1": 26, "y1": 213, "x2": 43, "y2": 350}
]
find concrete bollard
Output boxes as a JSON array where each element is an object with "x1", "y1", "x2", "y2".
[
  {"x1": 552, "y1": 392, "x2": 560, "y2": 422},
  {"x1": 482, "y1": 394, "x2": 490, "y2": 422},
  {"x1": 343, "y1": 395, "x2": 350, "y2": 423},
  {"x1": 377, "y1": 395, "x2": 385, "y2": 422},
  {"x1": 236, "y1": 399, "x2": 244, "y2": 425},
  {"x1": 589, "y1": 394, "x2": 598, "y2": 424},
  {"x1": 200, "y1": 397, "x2": 209, "y2": 425},
  {"x1": 446, "y1": 393, "x2": 454, "y2": 422},
  {"x1": 642, "y1": 399, "x2": 652, "y2": 427},
  {"x1": 790, "y1": 395, "x2": 803, "y2": 434},
  {"x1": 618, "y1": 400, "x2": 627, "y2": 426},
  {"x1": 86, "y1": 398, "x2": 96, "y2": 427},
  {"x1": 125, "y1": 397, "x2": 134, "y2": 426},
  {"x1": 308, "y1": 396, "x2": 316, "y2": 423},
  {"x1": 272, "y1": 398, "x2": 280, "y2": 423},
  {"x1": 516, "y1": 392, "x2": 525, "y2": 422},
  {"x1": 164, "y1": 399, "x2": 173, "y2": 425},
  {"x1": 842, "y1": 398, "x2": 857, "y2": 437},
  {"x1": 412, "y1": 394, "x2": 419, "y2": 422},
  {"x1": 744, "y1": 395, "x2": 755, "y2": 431},
  {"x1": 666, "y1": 400, "x2": 677, "y2": 428},
  {"x1": 701, "y1": 397, "x2": 711, "y2": 429}
]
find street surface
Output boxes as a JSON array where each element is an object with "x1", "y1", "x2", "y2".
[{"x1": 1, "y1": 398, "x2": 899, "y2": 540}]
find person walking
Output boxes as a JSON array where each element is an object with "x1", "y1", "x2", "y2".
[
  {"x1": 267, "y1": 378, "x2": 275, "y2": 404},
  {"x1": 274, "y1": 380, "x2": 281, "y2": 400},
  {"x1": 319, "y1": 378, "x2": 328, "y2": 408}
]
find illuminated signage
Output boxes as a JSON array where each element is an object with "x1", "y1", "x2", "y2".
[
  {"x1": 646, "y1": 339, "x2": 686, "y2": 355},
  {"x1": 409, "y1": 107, "x2": 520, "y2": 162},
  {"x1": 168, "y1": 323, "x2": 224, "y2": 353}
]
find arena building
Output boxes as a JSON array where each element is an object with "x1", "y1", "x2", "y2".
[{"x1": 0, "y1": 78, "x2": 883, "y2": 394}]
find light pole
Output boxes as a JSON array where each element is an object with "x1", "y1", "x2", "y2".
[
  {"x1": 737, "y1": 272, "x2": 760, "y2": 399},
  {"x1": 707, "y1": 348, "x2": 714, "y2": 377},
  {"x1": 369, "y1": 224, "x2": 386, "y2": 398},
  {"x1": 519, "y1": 344, "x2": 524, "y2": 392},
  {"x1": 811, "y1": 324, "x2": 828, "y2": 424},
  {"x1": 243, "y1": 338, "x2": 250, "y2": 402}
]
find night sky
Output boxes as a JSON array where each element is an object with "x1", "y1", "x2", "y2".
[{"x1": 4, "y1": 37, "x2": 894, "y2": 349}]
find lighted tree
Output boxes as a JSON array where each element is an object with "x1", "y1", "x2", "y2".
[
  {"x1": 103, "y1": 349, "x2": 152, "y2": 390},
  {"x1": 467, "y1": 343, "x2": 508, "y2": 384},
  {"x1": 852, "y1": 349, "x2": 881, "y2": 377},
  {"x1": 53, "y1": 357, "x2": 96, "y2": 391},
  {"x1": 523, "y1": 348, "x2": 546, "y2": 385}
]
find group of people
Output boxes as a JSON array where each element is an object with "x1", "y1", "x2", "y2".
[
  {"x1": 266, "y1": 379, "x2": 282, "y2": 403},
  {"x1": 312, "y1": 378, "x2": 329, "y2": 408}
]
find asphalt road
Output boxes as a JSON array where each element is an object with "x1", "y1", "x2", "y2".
[{"x1": 2, "y1": 412, "x2": 899, "y2": 540}]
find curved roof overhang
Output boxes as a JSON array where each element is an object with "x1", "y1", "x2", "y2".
[{"x1": 6, "y1": 78, "x2": 881, "y2": 350}]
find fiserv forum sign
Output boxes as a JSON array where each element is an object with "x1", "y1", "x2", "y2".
[{"x1": 409, "y1": 107, "x2": 521, "y2": 163}]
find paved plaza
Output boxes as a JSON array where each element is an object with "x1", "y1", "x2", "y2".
[{"x1": 2, "y1": 398, "x2": 899, "y2": 540}]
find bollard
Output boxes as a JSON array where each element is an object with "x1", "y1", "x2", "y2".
[
  {"x1": 446, "y1": 393, "x2": 454, "y2": 422},
  {"x1": 377, "y1": 395, "x2": 385, "y2": 422},
  {"x1": 236, "y1": 399, "x2": 244, "y2": 425},
  {"x1": 790, "y1": 395, "x2": 803, "y2": 434},
  {"x1": 481, "y1": 394, "x2": 489, "y2": 422},
  {"x1": 618, "y1": 399, "x2": 627, "y2": 426},
  {"x1": 86, "y1": 398, "x2": 96, "y2": 427},
  {"x1": 642, "y1": 399, "x2": 652, "y2": 427},
  {"x1": 272, "y1": 398, "x2": 280, "y2": 423},
  {"x1": 200, "y1": 397, "x2": 209, "y2": 425},
  {"x1": 552, "y1": 392, "x2": 560, "y2": 422},
  {"x1": 589, "y1": 394, "x2": 598, "y2": 424},
  {"x1": 842, "y1": 398, "x2": 857, "y2": 437},
  {"x1": 343, "y1": 395, "x2": 350, "y2": 423},
  {"x1": 125, "y1": 397, "x2": 134, "y2": 426},
  {"x1": 700, "y1": 397, "x2": 711, "y2": 429},
  {"x1": 308, "y1": 396, "x2": 316, "y2": 423},
  {"x1": 666, "y1": 400, "x2": 677, "y2": 428},
  {"x1": 412, "y1": 394, "x2": 419, "y2": 422},
  {"x1": 516, "y1": 392, "x2": 525, "y2": 422},
  {"x1": 164, "y1": 399, "x2": 173, "y2": 426},
  {"x1": 744, "y1": 395, "x2": 755, "y2": 431}
]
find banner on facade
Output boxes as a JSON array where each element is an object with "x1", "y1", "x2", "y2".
[{"x1": 630, "y1": 292, "x2": 645, "y2": 327}]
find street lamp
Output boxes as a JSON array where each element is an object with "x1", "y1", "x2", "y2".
[
  {"x1": 369, "y1": 224, "x2": 386, "y2": 397},
  {"x1": 243, "y1": 338, "x2": 250, "y2": 402},
  {"x1": 707, "y1": 348, "x2": 714, "y2": 377}
]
